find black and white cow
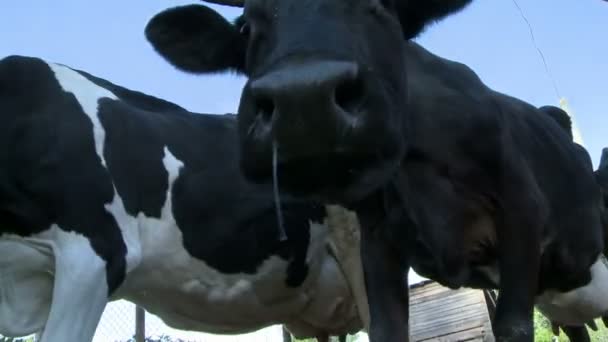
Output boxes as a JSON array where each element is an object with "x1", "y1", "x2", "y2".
[
  {"x1": 596, "y1": 148, "x2": 608, "y2": 210},
  {"x1": 0, "y1": 55, "x2": 363, "y2": 342},
  {"x1": 142, "y1": 1, "x2": 608, "y2": 341},
  {"x1": 532, "y1": 105, "x2": 608, "y2": 342}
]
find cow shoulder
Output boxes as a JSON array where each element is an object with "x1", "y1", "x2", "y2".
[
  {"x1": 0, "y1": 56, "x2": 72, "y2": 236},
  {"x1": 0, "y1": 57, "x2": 142, "y2": 291},
  {"x1": 71, "y1": 67, "x2": 187, "y2": 113}
]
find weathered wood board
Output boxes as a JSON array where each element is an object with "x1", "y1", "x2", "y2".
[{"x1": 409, "y1": 281, "x2": 494, "y2": 342}]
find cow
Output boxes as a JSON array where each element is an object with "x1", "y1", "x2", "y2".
[
  {"x1": 143, "y1": 1, "x2": 608, "y2": 341},
  {"x1": 537, "y1": 106, "x2": 608, "y2": 254},
  {"x1": 0, "y1": 55, "x2": 364, "y2": 342},
  {"x1": 597, "y1": 148, "x2": 608, "y2": 210},
  {"x1": 533, "y1": 105, "x2": 608, "y2": 342},
  {"x1": 143, "y1": 0, "x2": 472, "y2": 205},
  {"x1": 538, "y1": 105, "x2": 593, "y2": 169}
]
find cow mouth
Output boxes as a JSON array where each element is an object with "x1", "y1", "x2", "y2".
[{"x1": 269, "y1": 151, "x2": 399, "y2": 204}]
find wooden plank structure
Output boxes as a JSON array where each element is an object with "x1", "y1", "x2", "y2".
[{"x1": 409, "y1": 280, "x2": 495, "y2": 342}]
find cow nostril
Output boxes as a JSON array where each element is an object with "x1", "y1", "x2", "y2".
[
  {"x1": 255, "y1": 96, "x2": 275, "y2": 123},
  {"x1": 334, "y1": 76, "x2": 365, "y2": 114}
]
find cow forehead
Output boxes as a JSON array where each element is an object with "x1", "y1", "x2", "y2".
[
  {"x1": 600, "y1": 147, "x2": 608, "y2": 169},
  {"x1": 244, "y1": 0, "x2": 375, "y2": 18},
  {"x1": 246, "y1": 0, "x2": 353, "y2": 7}
]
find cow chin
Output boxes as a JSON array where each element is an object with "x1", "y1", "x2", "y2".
[
  {"x1": 242, "y1": 151, "x2": 400, "y2": 205},
  {"x1": 285, "y1": 157, "x2": 399, "y2": 205}
]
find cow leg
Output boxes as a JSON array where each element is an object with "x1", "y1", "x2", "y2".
[
  {"x1": 316, "y1": 334, "x2": 329, "y2": 342},
  {"x1": 493, "y1": 155, "x2": 545, "y2": 342},
  {"x1": 37, "y1": 227, "x2": 109, "y2": 342},
  {"x1": 560, "y1": 326, "x2": 590, "y2": 342},
  {"x1": 550, "y1": 322, "x2": 560, "y2": 336},
  {"x1": 282, "y1": 326, "x2": 292, "y2": 342},
  {"x1": 360, "y1": 221, "x2": 409, "y2": 342},
  {"x1": 325, "y1": 205, "x2": 370, "y2": 331},
  {"x1": 0, "y1": 237, "x2": 54, "y2": 337}
]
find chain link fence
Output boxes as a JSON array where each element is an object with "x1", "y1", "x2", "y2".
[
  {"x1": 0, "y1": 300, "x2": 282, "y2": 342},
  {"x1": 2, "y1": 300, "x2": 369, "y2": 342},
  {"x1": 93, "y1": 300, "x2": 284, "y2": 342}
]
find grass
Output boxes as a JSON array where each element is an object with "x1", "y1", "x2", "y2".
[
  {"x1": 534, "y1": 309, "x2": 608, "y2": 341},
  {"x1": 293, "y1": 310, "x2": 608, "y2": 342}
]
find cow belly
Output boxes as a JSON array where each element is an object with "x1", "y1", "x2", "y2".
[
  {"x1": 118, "y1": 210, "x2": 360, "y2": 337},
  {"x1": 118, "y1": 224, "x2": 313, "y2": 334},
  {"x1": 536, "y1": 256, "x2": 608, "y2": 325},
  {"x1": 119, "y1": 234, "x2": 359, "y2": 336},
  {"x1": 124, "y1": 261, "x2": 358, "y2": 336},
  {"x1": 121, "y1": 258, "x2": 313, "y2": 334},
  {"x1": 0, "y1": 236, "x2": 54, "y2": 336}
]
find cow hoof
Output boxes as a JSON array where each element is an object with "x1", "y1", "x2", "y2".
[{"x1": 494, "y1": 319, "x2": 533, "y2": 342}]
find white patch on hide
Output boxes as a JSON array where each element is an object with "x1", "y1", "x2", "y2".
[
  {"x1": 104, "y1": 190, "x2": 142, "y2": 275},
  {"x1": 536, "y1": 255, "x2": 608, "y2": 326},
  {"x1": 48, "y1": 63, "x2": 117, "y2": 168},
  {"x1": 48, "y1": 62, "x2": 141, "y2": 274},
  {"x1": 115, "y1": 148, "x2": 359, "y2": 336},
  {"x1": 116, "y1": 146, "x2": 304, "y2": 333},
  {"x1": 41, "y1": 63, "x2": 360, "y2": 337}
]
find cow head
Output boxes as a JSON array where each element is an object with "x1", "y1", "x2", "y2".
[
  {"x1": 600, "y1": 148, "x2": 608, "y2": 175},
  {"x1": 597, "y1": 148, "x2": 608, "y2": 251},
  {"x1": 599, "y1": 148, "x2": 608, "y2": 198},
  {"x1": 145, "y1": 0, "x2": 472, "y2": 203}
]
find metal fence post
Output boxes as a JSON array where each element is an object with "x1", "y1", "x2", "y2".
[{"x1": 135, "y1": 306, "x2": 146, "y2": 342}]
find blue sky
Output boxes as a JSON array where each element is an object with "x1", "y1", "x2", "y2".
[{"x1": 1, "y1": 0, "x2": 605, "y2": 166}]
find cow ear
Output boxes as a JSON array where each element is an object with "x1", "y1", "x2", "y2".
[
  {"x1": 145, "y1": 5, "x2": 246, "y2": 74},
  {"x1": 394, "y1": 0, "x2": 472, "y2": 39},
  {"x1": 600, "y1": 148, "x2": 608, "y2": 171}
]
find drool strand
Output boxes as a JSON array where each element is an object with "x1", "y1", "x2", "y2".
[{"x1": 273, "y1": 141, "x2": 288, "y2": 242}]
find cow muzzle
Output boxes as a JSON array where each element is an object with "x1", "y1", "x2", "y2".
[
  {"x1": 238, "y1": 60, "x2": 401, "y2": 202},
  {"x1": 245, "y1": 60, "x2": 364, "y2": 152}
]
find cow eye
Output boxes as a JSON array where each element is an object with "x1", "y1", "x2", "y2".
[
  {"x1": 240, "y1": 23, "x2": 251, "y2": 36},
  {"x1": 369, "y1": 0, "x2": 390, "y2": 14},
  {"x1": 372, "y1": 0, "x2": 393, "y2": 10}
]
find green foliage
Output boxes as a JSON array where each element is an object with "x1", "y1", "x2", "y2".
[
  {"x1": 0, "y1": 336, "x2": 36, "y2": 342},
  {"x1": 533, "y1": 309, "x2": 608, "y2": 342},
  {"x1": 534, "y1": 309, "x2": 556, "y2": 342},
  {"x1": 588, "y1": 323, "x2": 608, "y2": 341}
]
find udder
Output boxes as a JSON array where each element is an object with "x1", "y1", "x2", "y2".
[
  {"x1": 285, "y1": 250, "x2": 362, "y2": 338},
  {"x1": 536, "y1": 256, "x2": 608, "y2": 326}
]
